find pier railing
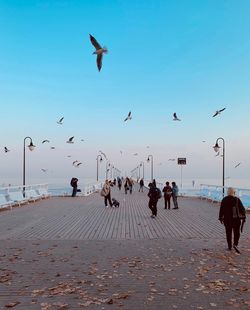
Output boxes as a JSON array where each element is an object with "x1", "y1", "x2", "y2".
[
  {"x1": 200, "y1": 184, "x2": 250, "y2": 209},
  {"x1": 0, "y1": 184, "x2": 50, "y2": 209},
  {"x1": 48, "y1": 181, "x2": 105, "y2": 197}
]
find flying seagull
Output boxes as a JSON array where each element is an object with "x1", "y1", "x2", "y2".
[
  {"x1": 234, "y1": 162, "x2": 241, "y2": 168},
  {"x1": 89, "y1": 34, "x2": 108, "y2": 72},
  {"x1": 41, "y1": 169, "x2": 47, "y2": 173},
  {"x1": 50, "y1": 146, "x2": 56, "y2": 150},
  {"x1": 57, "y1": 117, "x2": 64, "y2": 125},
  {"x1": 72, "y1": 160, "x2": 79, "y2": 166},
  {"x1": 42, "y1": 139, "x2": 50, "y2": 144},
  {"x1": 213, "y1": 108, "x2": 226, "y2": 117},
  {"x1": 66, "y1": 136, "x2": 74, "y2": 144},
  {"x1": 124, "y1": 111, "x2": 132, "y2": 122},
  {"x1": 4, "y1": 147, "x2": 10, "y2": 153},
  {"x1": 76, "y1": 162, "x2": 82, "y2": 167},
  {"x1": 173, "y1": 113, "x2": 181, "y2": 121},
  {"x1": 133, "y1": 153, "x2": 138, "y2": 156}
]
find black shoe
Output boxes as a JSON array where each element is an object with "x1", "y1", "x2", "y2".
[
  {"x1": 227, "y1": 247, "x2": 232, "y2": 251},
  {"x1": 233, "y1": 245, "x2": 240, "y2": 254}
]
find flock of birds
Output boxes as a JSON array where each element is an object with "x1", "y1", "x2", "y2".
[
  {"x1": 3, "y1": 109, "x2": 241, "y2": 173},
  {"x1": 1, "y1": 35, "x2": 242, "y2": 175},
  {"x1": 3, "y1": 108, "x2": 242, "y2": 172}
]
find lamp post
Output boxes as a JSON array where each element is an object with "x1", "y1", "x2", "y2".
[
  {"x1": 140, "y1": 161, "x2": 145, "y2": 179},
  {"x1": 23, "y1": 136, "x2": 35, "y2": 196},
  {"x1": 137, "y1": 165, "x2": 140, "y2": 180},
  {"x1": 96, "y1": 155, "x2": 102, "y2": 181},
  {"x1": 111, "y1": 165, "x2": 114, "y2": 179},
  {"x1": 213, "y1": 137, "x2": 225, "y2": 196},
  {"x1": 147, "y1": 155, "x2": 153, "y2": 181},
  {"x1": 106, "y1": 160, "x2": 110, "y2": 179}
]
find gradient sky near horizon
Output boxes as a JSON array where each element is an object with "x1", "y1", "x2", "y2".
[{"x1": 0, "y1": 0, "x2": 250, "y2": 185}]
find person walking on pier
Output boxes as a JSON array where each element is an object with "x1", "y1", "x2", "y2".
[
  {"x1": 70, "y1": 177, "x2": 78, "y2": 197},
  {"x1": 172, "y1": 181, "x2": 179, "y2": 209},
  {"x1": 117, "y1": 177, "x2": 122, "y2": 190},
  {"x1": 139, "y1": 178, "x2": 144, "y2": 192},
  {"x1": 101, "y1": 180, "x2": 113, "y2": 208},
  {"x1": 219, "y1": 187, "x2": 246, "y2": 253},
  {"x1": 162, "y1": 181, "x2": 172, "y2": 209},
  {"x1": 129, "y1": 178, "x2": 134, "y2": 194},
  {"x1": 148, "y1": 182, "x2": 161, "y2": 218}
]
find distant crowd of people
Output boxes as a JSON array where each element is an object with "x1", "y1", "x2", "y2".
[{"x1": 98, "y1": 176, "x2": 180, "y2": 216}]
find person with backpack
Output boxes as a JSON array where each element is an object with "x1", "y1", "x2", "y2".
[
  {"x1": 70, "y1": 177, "x2": 78, "y2": 197},
  {"x1": 147, "y1": 182, "x2": 161, "y2": 218},
  {"x1": 172, "y1": 181, "x2": 179, "y2": 209},
  {"x1": 162, "y1": 181, "x2": 172, "y2": 209}
]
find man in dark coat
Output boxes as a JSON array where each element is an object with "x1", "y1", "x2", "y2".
[
  {"x1": 219, "y1": 187, "x2": 246, "y2": 253},
  {"x1": 71, "y1": 177, "x2": 78, "y2": 197},
  {"x1": 148, "y1": 183, "x2": 160, "y2": 218},
  {"x1": 139, "y1": 178, "x2": 144, "y2": 192}
]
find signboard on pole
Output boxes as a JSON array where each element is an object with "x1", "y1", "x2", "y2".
[{"x1": 178, "y1": 158, "x2": 186, "y2": 165}]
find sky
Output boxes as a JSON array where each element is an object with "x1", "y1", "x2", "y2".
[{"x1": 0, "y1": 0, "x2": 250, "y2": 187}]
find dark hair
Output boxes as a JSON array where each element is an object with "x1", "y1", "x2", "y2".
[
  {"x1": 166, "y1": 181, "x2": 169, "y2": 185},
  {"x1": 172, "y1": 182, "x2": 176, "y2": 186}
]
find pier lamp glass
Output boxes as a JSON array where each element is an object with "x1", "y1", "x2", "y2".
[
  {"x1": 28, "y1": 141, "x2": 35, "y2": 151},
  {"x1": 213, "y1": 142, "x2": 220, "y2": 153},
  {"x1": 100, "y1": 156, "x2": 103, "y2": 162}
]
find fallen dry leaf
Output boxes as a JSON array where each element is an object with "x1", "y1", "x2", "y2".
[{"x1": 4, "y1": 301, "x2": 20, "y2": 308}]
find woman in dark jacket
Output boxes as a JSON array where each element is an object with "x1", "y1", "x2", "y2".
[{"x1": 219, "y1": 187, "x2": 246, "y2": 253}]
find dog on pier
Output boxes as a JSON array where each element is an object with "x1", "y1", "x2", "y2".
[{"x1": 112, "y1": 198, "x2": 120, "y2": 207}]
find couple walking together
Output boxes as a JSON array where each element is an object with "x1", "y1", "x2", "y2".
[{"x1": 148, "y1": 180, "x2": 179, "y2": 218}]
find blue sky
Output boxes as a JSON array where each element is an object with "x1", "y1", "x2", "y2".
[{"x1": 0, "y1": 0, "x2": 250, "y2": 186}]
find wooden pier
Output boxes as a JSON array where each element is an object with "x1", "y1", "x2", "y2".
[{"x1": 1, "y1": 185, "x2": 249, "y2": 240}]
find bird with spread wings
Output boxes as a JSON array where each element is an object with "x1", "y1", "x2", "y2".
[{"x1": 89, "y1": 34, "x2": 108, "y2": 71}]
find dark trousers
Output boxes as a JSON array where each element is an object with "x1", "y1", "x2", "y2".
[
  {"x1": 224, "y1": 219, "x2": 241, "y2": 249},
  {"x1": 164, "y1": 196, "x2": 171, "y2": 209},
  {"x1": 72, "y1": 187, "x2": 77, "y2": 197},
  {"x1": 172, "y1": 195, "x2": 178, "y2": 208},
  {"x1": 104, "y1": 193, "x2": 112, "y2": 207},
  {"x1": 148, "y1": 199, "x2": 158, "y2": 216}
]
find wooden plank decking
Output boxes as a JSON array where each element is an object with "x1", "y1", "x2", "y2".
[{"x1": 0, "y1": 184, "x2": 249, "y2": 240}]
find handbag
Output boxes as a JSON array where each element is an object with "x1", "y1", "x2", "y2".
[
  {"x1": 233, "y1": 198, "x2": 245, "y2": 220},
  {"x1": 100, "y1": 188, "x2": 106, "y2": 197}
]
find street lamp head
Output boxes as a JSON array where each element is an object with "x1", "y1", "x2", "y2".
[
  {"x1": 147, "y1": 156, "x2": 150, "y2": 162},
  {"x1": 213, "y1": 142, "x2": 220, "y2": 153},
  {"x1": 28, "y1": 141, "x2": 35, "y2": 151}
]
